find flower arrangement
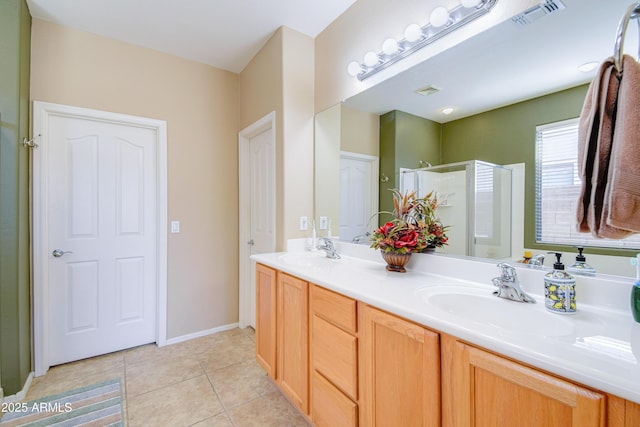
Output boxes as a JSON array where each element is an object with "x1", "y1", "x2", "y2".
[{"x1": 370, "y1": 189, "x2": 449, "y2": 254}]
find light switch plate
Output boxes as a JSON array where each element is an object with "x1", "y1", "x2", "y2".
[
  {"x1": 299, "y1": 216, "x2": 308, "y2": 231},
  {"x1": 171, "y1": 220, "x2": 180, "y2": 233},
  {"x1": 319, "y1": 216, "x2": 328, "y2": 230}
]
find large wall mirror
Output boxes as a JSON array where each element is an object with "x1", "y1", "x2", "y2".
[{"x1": 315, "y1": 0, "x2": 639, "y2": 277}]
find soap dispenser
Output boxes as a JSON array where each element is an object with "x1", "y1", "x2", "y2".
[
  {"x1": 567, "y1": 247, "x2": 596, "y2": 276},
  {"x1": 631, "y1": 254, "x2": 640, "y2": 323},
  {"x1": 544, "y1": 252, "x2": 576, "y2": 314}
]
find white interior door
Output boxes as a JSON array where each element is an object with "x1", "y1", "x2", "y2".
[
  {"x1": 339, "y1": 153, "x2": 379, "y2": 242},
  {"x1": 239, "y1": 112, "x2": 276, "y2": 329},
  {"x1": 44, "y1": 110, "x2": 158, "y2": 366}
]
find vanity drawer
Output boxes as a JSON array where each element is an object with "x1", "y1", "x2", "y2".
[
  {"x1": 310, "y1": 284, "x2": 357, "y2": 334},
  {"x1": 311, "y1": 370, "x2": 358, "y2": 427},
  {"x1": 312, "y1": 314, "x2": 358, "y2": 400}
]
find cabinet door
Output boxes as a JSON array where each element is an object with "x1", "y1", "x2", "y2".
[
  {"x1": 359, "y1": 303, "x2": 441, "y2": 427},
  {"x1": 441, "y1": 335, "x2": 606, "y2": 427},
  {"x1": 255, "y1": 263, "x2": 277, "y2": 378},
  {"x1": 277, "y1": 272, "x2": 309, "y2": 414}
]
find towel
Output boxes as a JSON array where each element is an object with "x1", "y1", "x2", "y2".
[
  {"x1": 576, "y1": 58, "x2": 627, "y2": 237},
  {"x1": 604, "y1": 55, "x2": 640, "y2": 234}
]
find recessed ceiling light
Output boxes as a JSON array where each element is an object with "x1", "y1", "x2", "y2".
[
  {"x1": 441, "y1": 107, "x2": 454, "y2": 115},
  {"x1": 578, "y1": 61, "x2": 599, "y2": 73}
]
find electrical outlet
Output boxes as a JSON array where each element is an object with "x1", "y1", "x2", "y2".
[
  {"x1": 299, "y1": 216, "x2": 308, "y2": 231},
  {"x1": 319, "y1": 216, "x2": 328, "y2": 230},
  {"x1": 171, "y1": 220, "x2": 180, "y2": 233}
]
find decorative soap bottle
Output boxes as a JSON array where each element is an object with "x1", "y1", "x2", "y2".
[
  {"x1": 567, "y1": 247, "x2": 596, "y2": 276},
  {"x1": 631, "y1": 254, "x2": 640, "y2": 323},
  {"x1": 544, "y1": 252, "x2": 576, "y2": 314}
]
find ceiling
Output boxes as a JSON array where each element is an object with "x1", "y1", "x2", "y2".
[
  {"x1": 344, "y1": 0, "x2": 640, "y2": 122},
  {"x1": 25, "y1": 0, "x2": 357, "y2": 73},
  {"x1": 25, "y1": 0, "x2": 640, "y2": 122}
]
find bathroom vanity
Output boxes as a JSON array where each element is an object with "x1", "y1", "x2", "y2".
[{"x1": 251, "y1": 245, "x2": 640, "y2": 426}]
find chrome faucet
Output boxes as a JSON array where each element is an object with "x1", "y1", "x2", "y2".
[
  {"x1": 317, "y1": 237, "x2": 340, "y2": 259},
  {"x1": 528, "y1": 253, "x2": 545, "y2": 267},
  {"x1": 491, "y1": 263, "x2": 535, "y2": 303},
  {"x1": 351, "y1": 232, "x2": 371, "y2": 245}
]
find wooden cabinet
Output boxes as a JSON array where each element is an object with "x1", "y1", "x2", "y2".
[
  {"x1": 277, "y1": 272, "x2": 309, "y2": 414},
  {"x1": 608, "y1": 395, "x2": 640, "y2": 427},
  {"x1": 256, "y1": 266, "x2": 640, "y2": 426},
  {"x1": 359, "y1": 303, "x2": 441, "y2": 427},
  {"x1": 255, "y1": 263, "x2": 277, "y2": 379},
  {"x1": 310, "y1": 285, "x2": 359, "y2": 427},
  {"x1": 441, "y1": 334, "x2": 607, "y2": 427}
]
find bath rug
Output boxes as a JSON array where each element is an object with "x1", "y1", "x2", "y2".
[{"x1": 0, "y1": 378, "x2": 123, "y2": 426}]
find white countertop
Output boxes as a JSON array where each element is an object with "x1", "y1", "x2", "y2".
[{"x1": 251, "y1": 243, "x2": 640, "y2": 404}]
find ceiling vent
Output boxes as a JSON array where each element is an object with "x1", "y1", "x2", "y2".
[
  {"x1": 416, "y1": 85, "x2": 441, "y2": 96},
  {"x1": 511, "y1": 0, "x2": 566, "y2": 27}
]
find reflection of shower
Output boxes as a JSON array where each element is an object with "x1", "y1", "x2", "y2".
[{"x1": 401, "y1": 160, "x2": 512, "y2": 259}]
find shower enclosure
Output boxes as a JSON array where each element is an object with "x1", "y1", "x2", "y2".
[{"x1": 400, "y1": 160, "x2": 512, "y2": 259}]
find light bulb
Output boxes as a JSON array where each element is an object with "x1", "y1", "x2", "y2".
[
  {"x1": 363, "y1": 51, "x2": 379, "y2": 67},
  {"x1": 404, "y1": 23, "x2": 423, "y2": 42},
  {"x1": 382, "y1": 38, "x2": 399, "y2": 55},
  {"x1": 347, "y1": 61, "x2": 362, "y2": 76},
  {"x1": 441, "y1": 107, "x2": 454, "y2": 115},
  {"x1": 461, "y1": 0, "x2": 482, "y2": 8},
  {"x1": 430, "y1": 6, "x2": 450, "y2": 28}
]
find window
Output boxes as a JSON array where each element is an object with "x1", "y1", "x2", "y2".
[{"x1": 535, "y1": 119, "x2": 640, "y2": 249}]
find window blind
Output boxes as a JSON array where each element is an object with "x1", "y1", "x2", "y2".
[{"x1": 535, "y1": 118, "x2": 640, "y2": 249}]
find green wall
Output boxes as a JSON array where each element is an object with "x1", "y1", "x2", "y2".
[
  {"x1": 0, "y1": 0, "x2": 32, "y2": 396},
  {"x1": 376, "y1": 85, "x2": 626, "y2": 254},
  {"x1": 440, "y1": 85, "x2": 588, "y2": 252},
  {"x1": 379, "y1": 110, "x2": 441, "y2": 219}
]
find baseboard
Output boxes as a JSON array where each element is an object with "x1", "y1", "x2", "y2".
[
  {"x1": 161, "y1": 322, "x2": 240, "y2": 347},
  {"x1": 1, "y1": 372, "x2": 34, "y2": 403}
]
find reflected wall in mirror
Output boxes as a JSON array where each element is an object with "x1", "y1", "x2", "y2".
[{"x1": 314, "y1": 0, "x2": 640, "y2": 277}]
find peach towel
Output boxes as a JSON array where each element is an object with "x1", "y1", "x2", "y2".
[{"x1": 605, "y1": 55, "x2": 640, "y2": 234}]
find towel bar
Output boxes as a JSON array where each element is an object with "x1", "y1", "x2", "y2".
[{"x1": 613, "y1": 2, "x2": 640, "y2": 72}]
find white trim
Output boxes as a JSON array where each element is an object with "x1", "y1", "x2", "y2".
[
  {"x1": 238, "y1": 111, "x2": 276, "y2": 329},
  {"x1": 163, "y1": 322, "x2": 240, "y2": 346},
  {"x1": 340, "y1": 151, "x2": 380, "y2": 224},
  {"x1": 1, "y1": 373, "x2": 34, "y2": 403},
  {"x1": 32, "y1": 101, "x2": 168, "y2": 375}
]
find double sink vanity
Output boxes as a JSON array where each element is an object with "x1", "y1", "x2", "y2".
[{"x1": 251, "y1": 242, "x2": 640, "y2": 426}]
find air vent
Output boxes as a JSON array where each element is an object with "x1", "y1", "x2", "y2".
[
  {"x1": 416, "y1": 85, "x2": 441, "y2": 96},
  {"x1": 511, "y1": 0, "x2": 566, "y2": 27}
]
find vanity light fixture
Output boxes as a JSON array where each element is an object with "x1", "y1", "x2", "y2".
[{"x1": 347, "y1": 0, "x2": 498, "y2": 81}]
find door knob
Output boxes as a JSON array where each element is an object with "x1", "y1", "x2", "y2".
[{"x1": 52, "y1": 249, "x2": 73, "y2": 258}]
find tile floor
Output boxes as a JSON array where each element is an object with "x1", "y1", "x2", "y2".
[{"x1": 25, "y1": 328, "x2": 310, "y2": 427}]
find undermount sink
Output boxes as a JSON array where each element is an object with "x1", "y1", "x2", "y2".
[{"x1": 419, "y1": 287, "x2": 576, "y2": 337}]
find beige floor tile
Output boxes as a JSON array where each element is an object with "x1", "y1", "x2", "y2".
[
  {"x1": 126, "y1": 353, "x2": 204, "y2": 397},
  {"x1": 190, "y1": 412, "x2": 234, "y2": 427},
  {"x1": 208, "y1": 359, "x2": 276, "y2": 408},
  {"x1": 199, "y1": 334, "x2": 255, "y2": 374},
  {"x1": 127, "y1": 375, "x2": 224, "y2": 427},
  {"x1": 39, "y1": 351, "x2": 124, "y2": 384},
  {"x1": 26, "y1": 365, "x2": 125, "y2": 401},
  {"x1": 227, "y1": 391, "x2": 310, "y2": 427},
  {"x1": 21, "y1": 328, "x2": 306, "y2": 427},
  {"x1": 124, "y1": 343, "x2": 176, "y2": 365}
]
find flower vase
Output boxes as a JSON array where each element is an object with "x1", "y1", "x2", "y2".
[{"x1": 380, "y1": 251, "x2": 412, "y2": 273}]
